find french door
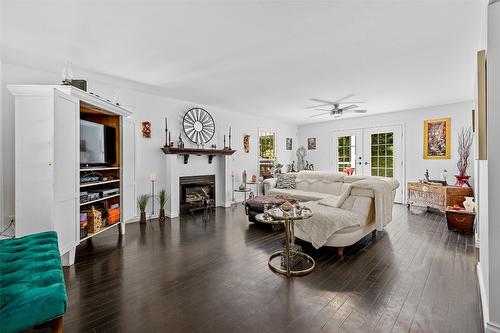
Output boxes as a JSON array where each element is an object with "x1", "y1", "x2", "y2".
[{"x1": 333, "y1": 125, "x2": 403, "y2": 203}]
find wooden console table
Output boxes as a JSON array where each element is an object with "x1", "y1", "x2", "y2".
[{"x1": 408, "y1": 182, "x2": 473, "y2": 213}]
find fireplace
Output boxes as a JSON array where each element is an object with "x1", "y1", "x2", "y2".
[{"x1": 179, "y1": 175, "x2": 215, "y2": 214}]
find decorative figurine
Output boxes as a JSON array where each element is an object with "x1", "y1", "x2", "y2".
[
  {"x1": 242, "y1": 170, "x2": 247, "y2": 184},
  {"x1": 296, "y1": 146, "x2": 306, "y2": 170},
  {"x1": 178, "y1": 133, "x2": 184, "y2": 148},
  {"x1": 424, "y1": 169, "x2": 430, "y2": 182}
]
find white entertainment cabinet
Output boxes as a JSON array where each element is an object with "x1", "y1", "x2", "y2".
[{"x1": 8, "y1": 85, "x2": 135, "y2": 266}]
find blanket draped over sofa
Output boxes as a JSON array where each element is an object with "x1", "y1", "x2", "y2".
[{"x1": 265, "y1": 171, "x2": 399, "y2": 249}]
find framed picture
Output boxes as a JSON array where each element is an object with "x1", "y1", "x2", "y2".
[
  {"x1": 424, "y1": 117, "x2": 451, "y2": 159},
  {"x1": 308, "y1": 137, "x2": 316, "y2": 150},
  {"x1": 286, "y1": 138, "x2": 292, "y2": 150},
  {"x1": 142, "y1": 121, "x2": 151, "y2": 138}
]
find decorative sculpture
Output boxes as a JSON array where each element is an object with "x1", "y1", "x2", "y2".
[{"x1": 296, "y1": 146, "x2": 306, "y2": 170}]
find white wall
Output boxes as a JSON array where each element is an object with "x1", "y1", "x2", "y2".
[
  {"x1": 483, "y1": 2, "x2": 500, "y2": 332},
  {"x1": 1, "y1": 62, "x2": 298, "y2": 228},
  {"x1": 298, "y1": 101, "x2": 474, "y2": 201}
]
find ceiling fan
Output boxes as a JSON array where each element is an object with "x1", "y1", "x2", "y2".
[{"x1": 306, "y1": 94, "x2": 367, "y2": 118}]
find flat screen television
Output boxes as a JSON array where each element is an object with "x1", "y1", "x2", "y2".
[{"x1": 80, "y1": 120, "x2": 116, "y2": 166}]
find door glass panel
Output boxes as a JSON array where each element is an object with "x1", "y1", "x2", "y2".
[
  {"x1": 371, "y1": 132, "x2": 394, "y2": 177},
  {"x1": 337, "y1": 135, "x2": 357, "y2": 174}
]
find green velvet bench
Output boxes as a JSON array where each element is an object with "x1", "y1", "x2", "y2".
[{"x1": 0, "y1": 231, "x2": 68, "y2": 333}]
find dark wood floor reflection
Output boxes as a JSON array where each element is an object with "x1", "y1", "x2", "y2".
[{"x1": 63, "y1": 205, "x2": 482, "y2": 333}]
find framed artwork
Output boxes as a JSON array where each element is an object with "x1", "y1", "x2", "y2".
[
  {"x1": 308, "y1": 137, "x2": 316, "y2": 150},
  {"x1": 286, "y1": 138, "x2": 292, "y2": 150},
  {"x1": 424, "y1": 117, "x2": 451, "y2": 159},
  {"x1": 142, "y1": 121, "x2": 151, "y2": 138},
  {"x1": 243, "y1": 134, "x2": 250, "y2": 153}
]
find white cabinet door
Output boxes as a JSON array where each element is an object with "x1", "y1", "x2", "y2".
[
  {"x1": 122, "y1": 117, "x2": 136, "y2": 222},
  {"x1": 53, "y1": 90, "x2": 79, "y2": 255}
]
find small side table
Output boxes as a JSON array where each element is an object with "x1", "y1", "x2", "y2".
[
  {"x1": 445, "y1": 207, "x2": 475, "y2": 233},
  {"x1": 266, "y1": 208, "x2": 315, "y2": 277},
  {"x1": 234, "y1": 188, "x2": 251, "y2": 205},
  {"x1": 245, "y1": 181, "x2": 260, "y2": 196}
]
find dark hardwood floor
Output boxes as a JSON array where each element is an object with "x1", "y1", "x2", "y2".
[{"x1": 62, "y1": 205, "x2": 482, "y2": 333}]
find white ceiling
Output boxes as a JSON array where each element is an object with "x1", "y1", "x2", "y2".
[{"x1": 1, "y1": 0, "x2": 484, "y2": 124}]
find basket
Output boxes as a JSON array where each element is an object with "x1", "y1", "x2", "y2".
[{"x1": 87, "y1": 206, "x2": 102, "y2": 233}]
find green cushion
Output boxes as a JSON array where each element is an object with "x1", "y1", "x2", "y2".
[{"x1": 0, "y1": 231, "x2": 68, "y2": 333}]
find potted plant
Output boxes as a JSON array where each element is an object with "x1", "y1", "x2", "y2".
[
  {"x1": 137, "y1": 194, "x2": 150, "y2": 224},
  {"x1": 455, "y1": 127, "x2": 473, "y2": 187},
  {"x1": 158, "y1": 189, "x2": 167, "y2": 222}
]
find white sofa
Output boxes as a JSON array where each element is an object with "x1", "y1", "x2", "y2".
[{"x1": 263, "y1": 171, "x2": 399, "y2": 255}]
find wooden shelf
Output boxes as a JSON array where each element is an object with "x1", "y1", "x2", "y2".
[
  {"x1": 161, "y1": 146, "x2": 236, "y2": 164},
  {"x1": 80, "y1": 222, "x2": 120, "y2": 242},
  {"x1": 80, "y1": 166, "x2": 120, "y2": 172},
  {"x1": 80, "y1": 179, "x2": 120, "y2": 188},
  {"x1": 80, "y1": 193, "x2": 120, "y2": 206}
]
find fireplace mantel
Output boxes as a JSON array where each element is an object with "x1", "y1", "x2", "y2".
[{"x1": 161, "y1": 146, "x2": 236, "y2": 164}]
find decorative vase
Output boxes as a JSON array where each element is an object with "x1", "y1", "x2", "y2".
[
  {"x1": 463, "y1": 197, "x2": 475, "y2": 211},
  {"x1": 140, "y1": 211, "x2": 147, "y2": 224},
  {"x1": 159, "y1": 208, "x2": 166, "y2": 222},
  {"x1": 454, "y1": 175, "x2": 471, "y2": 187},
  {"x1": 252, "y1": 174, "x2": 257, "y2": 183}
]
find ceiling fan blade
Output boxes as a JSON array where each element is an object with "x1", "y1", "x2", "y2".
[
  {"x1": 334, "y1": 94, "x2": 356, "y2": 103},
  {"x1": 310, "y1": 112, "x2": 330, "y2": 118},
  {"x1": 305, "y1": 103, "x2": 332, "y2": 109},
  {"x1": 313, "y1": 108, "x2": 332, "y2": 111},
  {"x1": 340, "y1": 104, "x2": 359, "y2": 111},
  {"x1": 309, "y1": 98, "x2": 336, "y2": 105},
  {"x1": 344, "y1": 109, "x2": 368, "y2": 113}
]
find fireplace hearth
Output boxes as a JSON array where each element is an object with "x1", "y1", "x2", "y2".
[{"x1": 179, "y1": 175, "x2": 215, "y2": 214}]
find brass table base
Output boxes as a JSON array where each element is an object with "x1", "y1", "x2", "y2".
[
  {"x1": 268, "y1": 251, "x2": 315, "y2": 277},
  {"x1": 268, "y1": 217, "x2": 315, "y2": 277}
]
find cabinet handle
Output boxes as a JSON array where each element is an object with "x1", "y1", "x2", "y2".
[{"x1": 455, "y1": 217, "x2": 465, "y2": 223}]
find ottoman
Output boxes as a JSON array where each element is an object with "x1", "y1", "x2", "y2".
[
  {"x1": 245, "y1": 195, "x2": 296, "y2": 230},
  {"x1": 0, "y1": 231, "x2": 68, "y2": 333}
]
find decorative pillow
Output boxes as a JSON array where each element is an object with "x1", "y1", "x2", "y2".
[{"x1": 276, "y1": 174, "x2": 297, "y2": 189}]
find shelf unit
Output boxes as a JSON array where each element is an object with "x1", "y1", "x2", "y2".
[
  {"x1": 79, "y1": 222, "x2": 120, "y2": 242},
  {"x1": 80, "y1": 179, "x2": 120, "y2": 188},
  {"x1": 79, "y1": 193, "x2": 121, "y2": 206},
  {"x1": 9, "y1": 85, "x2": 134, "y2": 266}
]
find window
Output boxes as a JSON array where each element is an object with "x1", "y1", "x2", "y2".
[
  {"x1": 337, "y1": 135, "x2": 357, "y2": 174},
  {"x1": 259, "y1": 130, "x2": 275, "y2": 160},
  {"x1": 370, "y1": 132, "x2": 394, "y2": 177}
]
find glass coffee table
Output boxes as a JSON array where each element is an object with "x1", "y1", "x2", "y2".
[{"x1": 257, "y1": 207, "x2": 315, "y2": 277}]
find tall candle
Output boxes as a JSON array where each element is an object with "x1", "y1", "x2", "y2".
[
  {"x1": 168, "y1": 131, "x2": 171, "y2": 146},
  {"x1": 224, "y1": 135, "x2": 226, "y2": 148}
]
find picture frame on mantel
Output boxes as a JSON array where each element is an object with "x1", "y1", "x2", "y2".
[{"x1": 423, "y1": 117, "x2": 451, "y2": 159}]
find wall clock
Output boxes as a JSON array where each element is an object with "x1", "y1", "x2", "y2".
[{"x1": 182, "y1": 108, "x2": 215, "y2": 144}]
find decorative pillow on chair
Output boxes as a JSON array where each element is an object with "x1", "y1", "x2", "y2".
[{"x1": 276, "y1": 174, "x2": 297, "y2": 189}]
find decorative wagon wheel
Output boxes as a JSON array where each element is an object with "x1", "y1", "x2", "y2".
[{"x1": 182, "y1": 108, "x2": 215, "y2": 144}]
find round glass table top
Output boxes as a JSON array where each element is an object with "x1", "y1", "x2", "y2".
[{"x1": 267, "y1": 207, "x2": 313, "y2": 221}]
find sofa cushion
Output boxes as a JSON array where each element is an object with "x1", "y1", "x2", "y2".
[
  {"x1": 275, "y1": 173, "x2": 297, "y2": 189},
  {"x1": 0, "y1": 231, "x2": 68, "y2": 333},
  {"x1": 267, "y1": 188, "x2": 331, "y2": 201}
]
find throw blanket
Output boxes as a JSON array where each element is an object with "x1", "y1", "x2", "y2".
[
  {"x1": 350, "y1": 178, "x2": 394, "y2": 231},
  {"x1": 294, "y1": 201, "x2": 362, "y2": 249}
]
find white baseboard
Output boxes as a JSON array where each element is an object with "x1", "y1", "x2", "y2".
[
  {"x1": 125, "y1": 213, "x2": 159, "y2": 223},
  {"x1": 477, "y1": 263, "x2": 500, "y2": 332}
]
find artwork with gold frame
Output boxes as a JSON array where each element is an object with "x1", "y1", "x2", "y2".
[{"x1": 424, "y1": 117, "x2": 451, "y2": 159}]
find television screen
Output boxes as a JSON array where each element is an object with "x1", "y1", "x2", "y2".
[{"x1": 80, "y1": 120, "x2": 116, "y2": 166}]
